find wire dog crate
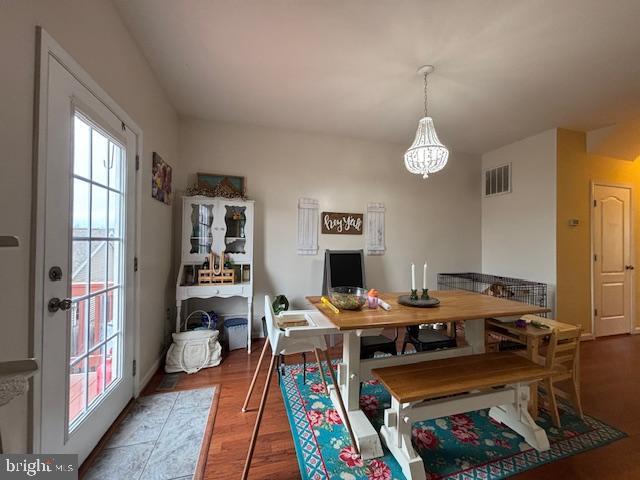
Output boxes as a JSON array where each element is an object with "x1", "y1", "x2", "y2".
[{"x1": 437, "y1": 272, "x2": 547, "y2": 316}]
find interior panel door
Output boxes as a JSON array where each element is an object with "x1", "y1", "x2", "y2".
[{"x1": 593, "y1": 185, "x2": 632, "y2": 337}]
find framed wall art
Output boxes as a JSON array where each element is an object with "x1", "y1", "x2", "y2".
[
  {"x1": 197, "y1": 172, "x2": 245, "y2": 198},
  {"x1": 152, "y1": 152, "x2": 173, "y2": 205}
]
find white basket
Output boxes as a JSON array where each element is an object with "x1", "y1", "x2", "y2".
[{"x1": 165, "y1": 310, "x2": 222, "y2": 374}]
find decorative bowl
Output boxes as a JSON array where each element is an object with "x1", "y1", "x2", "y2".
[{"x1": 328, "y1": 286, "x2": 368, "y2": 310}]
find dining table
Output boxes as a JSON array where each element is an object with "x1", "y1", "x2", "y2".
[{"x1": 306, "y1": 290, "x2": 549, "y2": 460}]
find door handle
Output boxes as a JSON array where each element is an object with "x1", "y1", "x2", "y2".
[
  {"x1": 625, "y1": 265, "x2": 635, "y2": 270},
  {"x1": 48, "y1": 297, "x2": 73, "y2": 313}
]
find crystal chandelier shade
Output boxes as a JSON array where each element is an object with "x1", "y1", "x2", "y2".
[
  {"x1": 404, "y1": 117, "x2": 449, "y2": 178},
  {"x1": 404, "y1": 65, "x2": 449, "y2": 179}
]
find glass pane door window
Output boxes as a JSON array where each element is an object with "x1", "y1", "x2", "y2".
[
  {"x1": 189, "y1": 203, "x2": 214, "y2": 255},
  {"x1": 224, "y1": 205, "x2": 246, "y2": 254},
  {"x1": 69, "y1": 112, "x2": 124, "y2": 430}
]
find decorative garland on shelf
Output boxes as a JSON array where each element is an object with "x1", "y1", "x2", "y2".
[{"x1": 185, "y1": 182, "x2": 246, "y2": 199}]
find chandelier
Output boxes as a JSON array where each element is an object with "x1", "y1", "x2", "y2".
[{"x1": 404, "y1": 65, "x2": 449, "y2": 179}]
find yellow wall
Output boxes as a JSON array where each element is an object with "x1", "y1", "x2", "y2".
[{"x1": 556, "y1": 129, "x2": 640, "y2": 335}]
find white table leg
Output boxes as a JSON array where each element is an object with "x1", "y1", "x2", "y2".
[
  {"x1": 175, "y1": 300, "x2": 182, "y2": 333},
  {"x1": 328, "y1": 331, "x2": 384, "y2": 459},
  {"x1": 247, "y1": 296, "x2": 253, "y2": 354},
  {"x1": 464, "y1": 318, "x2": 486, "y2": 354},
  {"x1": 342, "y1": 332, "x2": 361, "y2": 410},
  {"x1": 328, "y1": 387, "x2": 384, "y2": 460}
]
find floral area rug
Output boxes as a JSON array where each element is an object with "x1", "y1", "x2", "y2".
[{"x1": 279, "y1": 362, "x2": 626, "y2": 480}]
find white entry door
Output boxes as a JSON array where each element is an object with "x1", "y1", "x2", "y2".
[
  {"x1": 38, "y1": 55, "x2": 136, "y2": 463},
  {"x1": 593, "y1": 184, "x2": 633, "y2": 337}
]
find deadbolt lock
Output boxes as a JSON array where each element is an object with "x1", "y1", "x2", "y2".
[{"x1": 49, "y1": 266, "x2": 63, "y2": 281}]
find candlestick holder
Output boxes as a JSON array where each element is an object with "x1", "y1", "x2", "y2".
[
  {"x1": 398, "y1": 292, "x2": 440, "y2": 308},
  {"x1": 421, "y1": 288, "x2": 430, "y2": 300}
]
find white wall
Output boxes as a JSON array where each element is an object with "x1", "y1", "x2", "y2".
[
  {"x1": 0, "y1": 0, "x2": 178, "y2": 452},
  {"x1": 481, "y1": 129, "x2": 557, "y2": 312},
  {"x1": 177, "y1": 119, "x2": 482, "y2": 328}
]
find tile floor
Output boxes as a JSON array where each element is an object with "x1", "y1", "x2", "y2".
[{"x1": 84, "y1": 387, "x2": 216, "y2": 480}]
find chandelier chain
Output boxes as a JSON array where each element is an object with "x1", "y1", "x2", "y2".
[{"x1": 423, "y1": 72, "x2": 428, "y2": 118}]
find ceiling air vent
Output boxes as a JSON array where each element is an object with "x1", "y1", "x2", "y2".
[{"x1": 484, "y1": 164, "x2": 511, "y2": 196}]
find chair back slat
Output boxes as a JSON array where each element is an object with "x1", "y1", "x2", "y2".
[
  {"x1": 555, "y1": 342, "x2": 577, "y2": 353},
  {"x1": 556, "y1": 330, "x2": 580, "y2": 341},
  {"x1": 554, "y1": 354, "x2": 576, "y2": 365}
]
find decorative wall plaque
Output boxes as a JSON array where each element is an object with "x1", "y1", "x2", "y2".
[
  {"x1": 366, "y1": 202, "x2": 385, "y2": 255},
  {"x1": 297, "y1": 198, "x2": 319, "y2": 255},
  {"x1": 321, "y1": 212, "x2": 363, "y2": 235}
]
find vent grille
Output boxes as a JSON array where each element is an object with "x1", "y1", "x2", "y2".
[{"x1": 484, "y1": 164, "x2": 511, "y2": 196}]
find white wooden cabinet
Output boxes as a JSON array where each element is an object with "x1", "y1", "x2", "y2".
[{"x1": 176, "y1": 196, "x2": 255, "y2": 352}]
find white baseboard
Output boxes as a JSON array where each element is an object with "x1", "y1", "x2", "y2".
[
  {"x1": 135, "y1": 356, "x2": 162, "y2": 397},
  {"x1": 581, "y1": 329, "x2": 640, "y2": 339}
]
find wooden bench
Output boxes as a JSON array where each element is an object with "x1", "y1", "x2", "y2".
[{"x1": 372, "y1": 352, "x2": 552, "y2": 480}]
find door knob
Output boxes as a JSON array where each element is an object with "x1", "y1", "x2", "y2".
[
  {"x1": 625, "y1": 265, "x2": 635, "y2": 270},
  {"x1": 48, "y1": 297, "x2": 73, "y2": 313}
]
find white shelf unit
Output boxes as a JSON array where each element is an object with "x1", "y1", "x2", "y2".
[{"x1": 176, "y1": 195, "x2": 255, "y2": 352}]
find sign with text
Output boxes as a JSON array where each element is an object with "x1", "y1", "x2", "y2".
[{"x1": 321, "y1": 212, "x2": 363, "y2": 235}]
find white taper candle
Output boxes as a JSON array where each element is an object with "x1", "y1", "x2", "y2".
[
  {"x1": 411, "y1": 263, "x2": 416, "y2": 290},
  {"x1": 423, "y1": 262, "x2": 427, "y2": 290}
]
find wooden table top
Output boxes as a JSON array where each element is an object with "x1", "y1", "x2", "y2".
[
  {"x1": 372, "y1": 352, "x2": 551, "y2": 403},
  {"x1": 306, "y1": 290, "x2": 550, "y2": 331}
]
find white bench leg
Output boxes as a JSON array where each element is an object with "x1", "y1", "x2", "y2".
[
  {"x1": 379, "y1": 398, "x2": 426, "y2": 480},
  {"x1": 379, "y1": 383, "x2": 550, "y2": 479},
  {"x1": 489, "y1": 383, "x2": 550, "y2": 452}
]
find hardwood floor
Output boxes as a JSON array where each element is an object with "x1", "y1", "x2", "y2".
[{"x1": 143, "y1": 334, "x2": 640, "y2": 479}]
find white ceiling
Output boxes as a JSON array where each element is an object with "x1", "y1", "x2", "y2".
[{"x1": 113, "y1": 0, "x2": 640, "y2": 154}]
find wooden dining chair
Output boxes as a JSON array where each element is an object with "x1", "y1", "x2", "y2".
[
  {"x1": 539, "y1": 326, "x2": 583, "y2": 427},
  {"x1": 241, "y1": 296, "x2": 359, "y2": 479}
]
